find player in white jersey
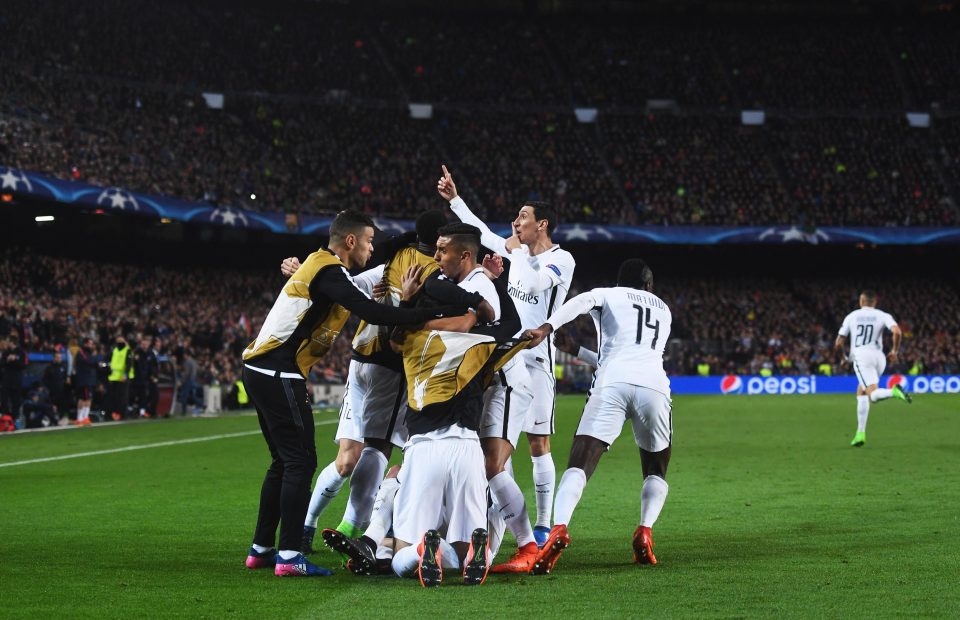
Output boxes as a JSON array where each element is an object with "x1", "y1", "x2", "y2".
[
  {"x1": 522, "y1": 259, "x2": 673, "y2": 573},
  {"x1": 438, "y1": 165, "x2": 576, "y2": 547},
  {"x1": 835, "y1": 290, "x2": 912, "y2": 447}
]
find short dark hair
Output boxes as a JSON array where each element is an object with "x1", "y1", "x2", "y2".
[
  {"x1": 861, "y1": 289, "x2": 878, "y2": 303},
  {"x1": 525, "y1": 200, "x2": 558, "y2": 236},
  {"x1": 617, "y1": 258, "x2": 654, "y2": 291},
  {"x1": 330, "y1": 209, "x2": 375, "y2": 243},
  {"x1": 415, "y1": 210, "x2": 448, "y2": 246},
  {"x1": 437, "y1": 222, "x2": 481, "y2": 258}
]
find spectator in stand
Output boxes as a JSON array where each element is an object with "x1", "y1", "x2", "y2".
[
  {"x1": 42, "y1": 349, "x2": 70, "y2": 422},
  {"x1": 1, "y1": 334, "x2": 27, "y2": 419}
]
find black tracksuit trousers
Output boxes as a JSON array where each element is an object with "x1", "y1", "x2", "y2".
[{"x1": 244, "y1": 367, "x2": 317, "y2": 552}]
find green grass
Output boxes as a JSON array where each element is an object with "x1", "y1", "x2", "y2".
[{"x1": 2, "y1": 394, "x2": 959, "y2": 618}]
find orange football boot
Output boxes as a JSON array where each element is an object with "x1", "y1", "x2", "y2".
[
  {"x1": 632, "y1": 526, "x2": 657, "y2": 565},
  {"x1": 529, "y1": 525, "x2": 570, "y2": 575},
  {"x1": 491, "y1": 541, "x2": 539, "y2": 574}
]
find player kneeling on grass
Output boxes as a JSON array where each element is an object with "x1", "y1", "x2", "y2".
[{"x1": 523, "y1": 259, "x2": 673, "y2": 574}]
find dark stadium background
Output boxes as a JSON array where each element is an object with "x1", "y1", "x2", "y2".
[{"x1": 2, "y1": 0, "x2": 958, "y2": 424}]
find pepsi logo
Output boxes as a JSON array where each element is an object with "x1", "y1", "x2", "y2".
[{"x1": 720, "y1": 375, "x2": 743, "y2": 394}]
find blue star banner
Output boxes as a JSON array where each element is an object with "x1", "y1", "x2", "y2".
[{"x1": 4, "y1": 166, "x2": 959, "y2": 244}]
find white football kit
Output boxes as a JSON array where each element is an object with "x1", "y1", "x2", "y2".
[
  {"x1": 391, "y1": 267, "x2": 497, "y2": 545},
  {"x1": 449, "y1": 196, "x2": 576, "y2": 433},
  {"x1": 838, "y1": 307, "x2": 898, "y2": 389},
  {"x1": 547, "y1": 287, "x2": 673, "y2": 452}
]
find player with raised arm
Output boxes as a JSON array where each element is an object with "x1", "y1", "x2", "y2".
[
  {"x1": 522, "y1": 259, "x2": 673, "y2": 574},
  {"x1": 438, "y1": 165, "x2": 576, "y2": 548},
  {"x1": 835, "y1": 290, "x2": 912, "y2": 448}
]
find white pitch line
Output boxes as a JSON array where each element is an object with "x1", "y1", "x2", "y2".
[{"x1": 0, "y1": 419, "x2": 339, "y2": 469}]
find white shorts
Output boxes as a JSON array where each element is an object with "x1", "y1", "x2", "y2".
[
  {"x1": 577, "y1": 383, "x2": 672, "y2": 452},
  {"x1": 353, "y1": 361, "x2": 408, "y2": 448},
  {"x1": 334, "y1": 360, "x2": 363, "y2": 444},
  {"x1": 392, "y1": 438, "x2": 487, "y2": 545},
  {"x1": 522, "y1": 366, "x2": 556, "y2": 435},
  {"x1": 479, "y1": 369, "x2": 534, "y2": 448},
  {"x1": 851, "y1": 349, "x2": 887, "y2": 389}
]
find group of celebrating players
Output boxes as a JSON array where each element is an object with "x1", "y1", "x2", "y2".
[{"x1": 238, "y1": 165, "x2": 909, "y2": 587}]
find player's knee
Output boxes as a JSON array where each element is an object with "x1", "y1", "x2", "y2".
[
  {"x1": 528, "y1": 435, "x2": 551, "y2": 456},
  {"x1": 335, "y1": 454, "x2": 358, "y2": 477}
]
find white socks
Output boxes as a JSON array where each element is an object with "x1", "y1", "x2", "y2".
[
  {"x1": 553, "y1": 468, "x2": 587, "y2": 527},
  {"x1": 487, "y1": 501, "x2": 506, "y2": 559},
  {"x1": 278, "y1": 550, "x2": 299, "y2": 560},
  {"x1": 305, "y1": 462, "x2": 347, "y2": 527},
  {"x1": 640, "y1": 475, "x2": 669, "y2": 528},
  {"x1": 342, "y1": 447, "x2": 388, "y2": 530},
  {"x1": 489, "y1": 471, "x2": 536, "y2": 547},
  {"x1": 362, "y1": 477, "x2": 400, "y2": 546},
  {"x1": 390, "y1": 539, "x2": 460, "y2": 578},
  {"x1": 857, "y1": 395, "x2": 870, "y2": 433},
  {"x1": 531, "y1": 454, "x2": 556, "y2": 528},
  {"x1": 870, "y1": 388, "x2": 893, "y2": 403},
  {"x1": 251, "y1": 543, "x2": 273, "y2": 553}
]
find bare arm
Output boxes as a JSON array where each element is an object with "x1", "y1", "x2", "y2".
[
  {"x1": 888, "y1": 325, "x2": 902, "y2": 363},
  {"x1": 439, "y1": 165, "x2": 517, "y2": 255}
]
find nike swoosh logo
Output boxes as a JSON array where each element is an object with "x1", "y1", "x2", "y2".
[
  {"x1": 533, "y1": 421, "x2": 547, "y2": 426},
  {"x1": 482, "y1": 424, "x2": 496, "y2": 429},
  {"x1": 535, "y1": 483, "x2": 549, "y2": 488}
]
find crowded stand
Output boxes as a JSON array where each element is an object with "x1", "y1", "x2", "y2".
[
  {"x1": 2, "y1": 2, "x2": 960, "y2": 225},
  {"x1": 771, "y1": 117, "x2": 952, "y2": 226},
  {"x1": 440, "y1": 111, "x2": 625, "y2": 223},
  {"x1": 375, "y1": 17, "x2": 566, "y2": 105},
  {"x1": 2, "y1": 248, "x2": 957, "y2": 427},
  {"x1": 547, "y1": 22, "x2": 729, "y2": 108},
  {"x1": 602, "y1": 114, "x2": 791, "y2": 225}
]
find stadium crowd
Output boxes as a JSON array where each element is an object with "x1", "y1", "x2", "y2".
[
  {"x1": 2, "y1": 1, "x2": 960, "y2": 226},
  {"x1": 2, "y1": 249, "x2": 957, "y2": 427}
]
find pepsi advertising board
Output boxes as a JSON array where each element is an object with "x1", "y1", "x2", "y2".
[{"x1": 670, "y1": 374, "x2": 960, "y2": 395}]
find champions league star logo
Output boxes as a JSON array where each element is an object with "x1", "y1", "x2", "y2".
[
  {"x1": 372, "y1": 217, "x2": 408, "y2": 235},
  {"x1": 208, "y1": 207, "x2": 249, "y2": 227},
  {"x1": 0, "y1": 168, "x2": 34, "y2": 192},
  {"x1": 561, "y1": 224, "x2": 613, "y2": 242},
  {"x1": 758, "y1": 226, "x2": 831, "y2": 244},
  {"x1": 97, "y1": 187, "x2": 141, "y2": 211}
]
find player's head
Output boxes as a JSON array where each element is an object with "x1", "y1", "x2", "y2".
[
  {"x1": 415, "y1": 210, "x2": 448, "y2": 247},
  {"x1": 329, "y1": 209, "x2": 376, "y2": 269},
  {"x1": 617, "y1": 258, "x2": 654, "y2": 292},
  {"x1": 434, "y1": 223, "x2": 481, "y2": 282},
  {"x1": 513, "y1": 201, "x2": 557, "y2": 244},
  {"x1": 859, "y1": 289, "x2": 877, "y2": 308}
]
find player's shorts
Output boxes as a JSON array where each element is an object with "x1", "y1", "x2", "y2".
[
  {"x1": 334, "y1": 360, "x2": 363, "y2": 444},
  {"x1": 392, "y1": 438, "x2": 487, "y2": 545},
  {"x1": 521, "y1": 365, "x2": 556, "y2": 435},
  {"x1": 351, "y1": 361, "x2": 408, "y2": 448},
  {"x1": 851, "y1": 349, "x2": 887, "y2": 389},
  {"x1": 77, "y1": 385, "x2": 93, "y2": 401},
  {"x1": 577, "y1": 382, "x2": 672, "y2": 452},
  {"x1": 479, "y1": 364, "x2": 533, "y2": 448}
]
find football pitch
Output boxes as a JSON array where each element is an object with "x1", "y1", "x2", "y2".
[{"x1": 2, "y1": 394, "x2": 958, "y2": 618}]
